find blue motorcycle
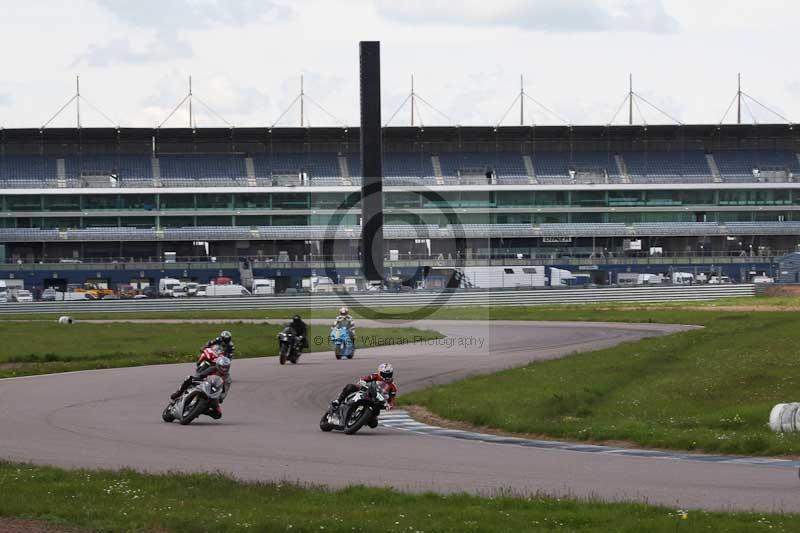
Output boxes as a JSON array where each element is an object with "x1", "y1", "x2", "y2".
[{"x1": 330, "y1": 326, "x2": 355, "y2": 359}]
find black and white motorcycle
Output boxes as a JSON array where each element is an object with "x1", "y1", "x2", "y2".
[
  {"x1": 319, "y1": 381, "x2": 390, "y2": 435},
  {"x1": 277, "y1": 327, "x2": 303, "y2": 365},
  {"x1": 162, "y1": 374, "x2": 227, "y2": 425}
]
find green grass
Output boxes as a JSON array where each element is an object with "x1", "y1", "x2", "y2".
[
  {"x1": 403, "y1": 307, "x2": 800, "y2": 456},
  {"x1": 0, "y1": 462, "x2": 794, "y2": 532},
  {"x1": 0, "y1": 323, "x2": 441, "y2": 378}
]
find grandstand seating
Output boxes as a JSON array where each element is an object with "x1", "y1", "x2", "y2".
[
  {"x1": 532, "y1": 152, "x2": 619, "y2": 178},
  {"x1": 714, "y1": 150, "x2": 800, "y2": 177},
  {"x1": 253, "y1": 153, "x2": 341, "y2": 179},
  {"x1": 5, "y1": 150, "x2": 798, "y2": 187},
  {"x1": 159, "y1": 154, "x2": 247, "y2": 182},
  {"x1": 348, "y1": 152, "x2": 435, "y2": 178},
  {"x1": 64, "y1": 155, "x2": 152, "y2": 181},
  {"x1": 437, "y1": 152, "x2": 528, "y2": 178},
  {"x1": 0, "y1": 155, "x2": 59, "y2": 186},
  {"x1": 623, "y1": 151, "x2": 710, "y2": 177}
]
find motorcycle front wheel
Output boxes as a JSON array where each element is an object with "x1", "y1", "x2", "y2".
[
  {"x1": 319, "y1": 412, "x2": 334, "y2": 432},
  {"x1": 179, "y1": 392, "x2": 207, "y2": 425},
  {"x1": 279, "y1": 344, "x2": 289, "y2": 365},
  {"x1": 343, "y1": 404, "x2": 373, "y2": 435},
  {"x1": 162, "y1": 406, "x2": 175, "y2": 423}
]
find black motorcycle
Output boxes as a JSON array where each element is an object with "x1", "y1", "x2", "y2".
[
  {"x1": 319, "y1": 381, "x2": 390, "y2": 435},
  {"x1": 277, "y1": 327, "x2": 303, "y2": 365}
]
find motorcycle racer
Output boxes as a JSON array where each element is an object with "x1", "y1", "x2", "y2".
[
  {"x1": 170, "y1": 356, "x2": 232, "y2": 419},
  {"x1": 333, "y1": 307, "x2": 356, "y2": 347},
  {"x1": 204, "y1": 330, "x2": 235, "y2": 358},
  {"x1": 333, "y1": 363, "x2": 397, "y2": 415}
]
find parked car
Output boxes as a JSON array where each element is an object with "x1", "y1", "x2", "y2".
[
  {"x1": 14, "y1": 290, "x2": 34, "y2": 303},
  {"x1": 41, "y1": 288, "x2": 58, "y2": 301}
]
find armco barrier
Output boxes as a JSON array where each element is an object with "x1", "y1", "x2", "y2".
[{"x1": 0, "y1": 284, "x2": 756, "y2": 315}]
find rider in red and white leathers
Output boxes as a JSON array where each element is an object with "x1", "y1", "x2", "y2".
[{"x1": 333, "y1": 363, "x2": 397, "y2": 409}]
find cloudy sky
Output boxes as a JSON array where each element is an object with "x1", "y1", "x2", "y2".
[{"x1": 0, "y1": 0, "x2": 797, "y2": 128}]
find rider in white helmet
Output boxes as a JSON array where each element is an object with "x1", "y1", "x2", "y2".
[
  {"x1": 333, "y1": 306, "x2": 356, "y2": 346},
  {"x1": 333, "y1": 363, "x2": 397, "y2": 427}
]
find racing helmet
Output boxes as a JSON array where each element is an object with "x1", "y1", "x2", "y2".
[
  {"x1": 207, "y1": 374, "x2": 225, "y2": 393},
  {"x1": 220, "y1": 330, "x2": 232, "y2": 342},
  {"x1": 215, "y1": 356, "x2": 231, "y2": 375},
  {"x1": 339, "y1": 307, "x2": 349, "y2": 315},
  {"x1": 378, "y1": 363, "x2": 394, "y2": 383}
]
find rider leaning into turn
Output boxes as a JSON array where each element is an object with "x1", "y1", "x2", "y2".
[
  {"x1": 333, "y1": 363, "x2": 397, "y2": 411},
  {"x1": 333, "y1": 307, "x2": 356, "y2": 346},
  {"x1": 204, "y1": 330, "x2": 235, "y2": 358},
  {"x1": 170, "y1": 355, "x2": 232, "y2": 419}
]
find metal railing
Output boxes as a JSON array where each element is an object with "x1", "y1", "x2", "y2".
[{"x1": 0, "y1": 284, "x2": 757, "y2": 315}]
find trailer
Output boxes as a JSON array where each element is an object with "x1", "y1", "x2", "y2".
[{"x1": 432, "y1": 266, "x2": 546, "y2": 289}]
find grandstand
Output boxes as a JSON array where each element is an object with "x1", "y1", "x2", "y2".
[{"x1": 0, "y1": 124, "x2": 796, "y2": 285}]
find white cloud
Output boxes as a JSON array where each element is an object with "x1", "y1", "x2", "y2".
[
  {"x1": 95, "y1": 0, "x2": 290, "y2": 30},
  {"x1": 375, "y1": 0, "x2": 679, "y2": 33},
  {"x1": 75, "y1": 0, "x2": 290, "y2": 66},
  {"x1": 0, "y1": 93, "x2": 11, "y2": 106}
]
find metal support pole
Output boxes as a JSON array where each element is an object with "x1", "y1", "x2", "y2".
[
  {"x1": 300, "y1": 75, "x2": 304, "y2": 127},
  {"x1": 76, "y1": 76, "x2": 81, "y2": 129},
  {"x1": 410, "y1": 75, "x2": 415, "y2": 127},
  {"x1": 628, "y1": 73, "x2": 633, "y2": 125},
  {"x1": 188, "y1": 76, "x2": 193, "y2": 128},
  {"x1": 520, "y1": 74, "x2": 524, "y2": 126},
  {"x1": 737, "y1": 73, "x2": 742, "y2": 125}
]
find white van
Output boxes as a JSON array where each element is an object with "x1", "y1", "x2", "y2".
[
  {"x1": 205, "y1": 284, "x2": 251, "y2": 297},
  {"x1": 708, "y1": 276, "x2": 732, "y2": 284},
  {"x1": 671, "y1": 272, "x2": 694, "y2": 285},
  {"x1": 183, "y1": 282, "x2": 199, "y2": 296},
  {"x1": 251, "y1": 279, "x2": 275, "y2": 295},
  {"x1": 158, "y1": 277, "x2": 185, "y2": 297}
]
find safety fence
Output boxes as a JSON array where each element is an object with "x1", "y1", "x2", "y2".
[{"x1": 0, "y1": 284, "x2": 757, "y2": 315}]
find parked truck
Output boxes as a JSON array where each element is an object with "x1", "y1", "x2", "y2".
[{"x1": 617, "y1": 273, "x2": 666, "y2": 285}]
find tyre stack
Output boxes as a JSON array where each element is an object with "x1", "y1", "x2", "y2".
[{"x1": 769, "y1": 403, "x2": 800, "y2": 433}]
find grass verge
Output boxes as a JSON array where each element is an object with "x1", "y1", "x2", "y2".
[
  {"x1": 0, "y1": 462, "x2": 794, "y2": 532},
  {"x1": 0, "y1": 323, "x2": 441, "y2": 379},
  {"x1": 401, "y1": 306, "x2": 800, "y2": 456}
]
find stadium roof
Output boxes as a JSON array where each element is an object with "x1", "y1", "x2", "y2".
[{"x1": 0, "y1": 124, "x2": 797, "y2": 153}]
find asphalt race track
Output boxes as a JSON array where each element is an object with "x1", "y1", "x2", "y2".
[{"x1": 2, "y1": 319, "x2": 798, "y2": 512}]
